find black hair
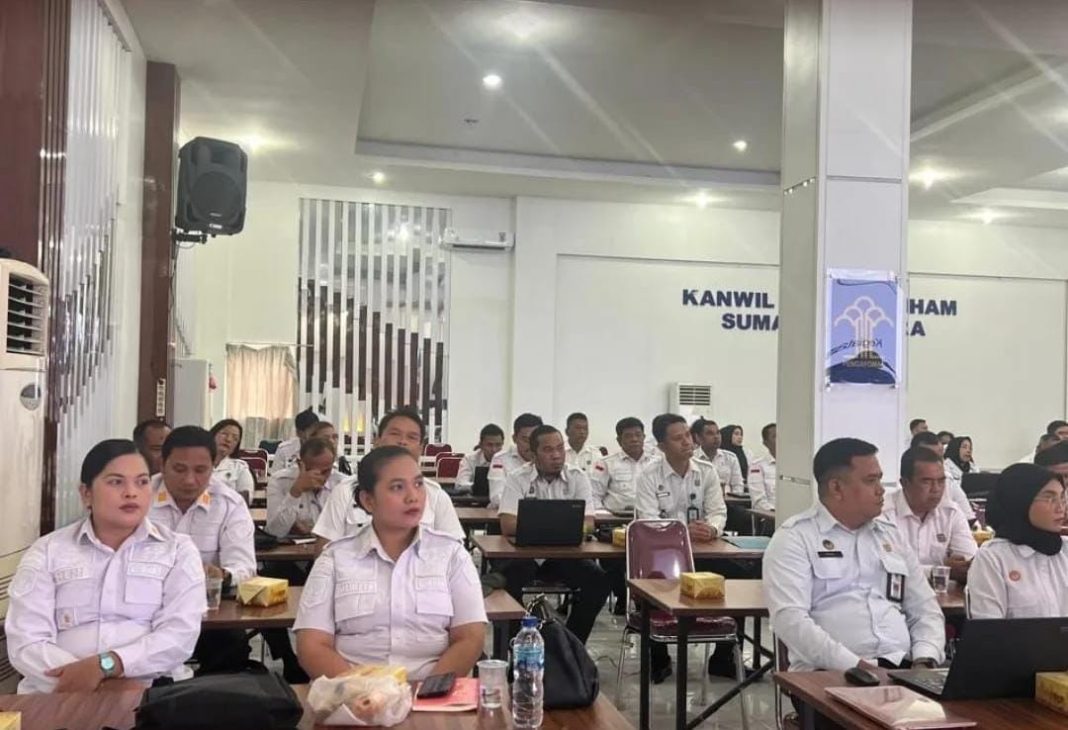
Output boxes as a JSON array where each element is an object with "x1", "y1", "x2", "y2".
[
  {"x1": 1035, "y1": 440, "x2": 1068, "y2": 468},
  {"x1": 813, "y1": 438, "x2": 879, "y2": 494},
  {"x1": 615, "y1": 417, "x2": 644, "y2": 438},
  {"x1": 909, "y1": 418, "x2": 926, "y2": 432},
  {"x1": 900, "y1": 445, "x2": 943, "y2": 481},
  {"x1": 944, "y1": 436, "x2": 972, "y2": 473},
  {"x1": 354, "y1": 445, "x2": 416, "y2": 505},
  {"x1": 528, "y1": 424, "x2": 560, "y2": 453},
  {"x1": 936, "y1": 430, "x2": 954, "y2": 441},
  {"x1": 307, "y1": 421, "x2": 337, "y2": 439},
  {"x1": 565, "y1": 412, "x2": 588, "y2": 428},
  {"x1": 162, "y1": 425, "x2": 217, "y2": 463},
  {"x1": 651, "y1": 413, "x2": 687, "y2": 444},
  {"x1": 690, "y1": 417, "x2": 717, "y2": 440},
  {"x1": 209, "y1": 418, "x2": 244, "y2": 454},
  {"x1": 132, "y1": 418, "x2": 170, "y2": 447},
  {"x1": 479, "y1": 423, "x2": 505, "y2": 442},
  {"x1": 1047, "y1": 420, "x2": 1068, "y2": 436},
  {"x1": 377, "y1": 406, "x2": 426, "y2": 442},
  {"x1": 910, "y1": 431, "x2": 941, "y2": 449},
  {"x1": 294, "y1": 407, "x2": 320, "y2": 432},
  {"x1": 720, "y1": 424, "x2": 748, "y2": 475},
  {"x1": 512, "y1": 413, "x2": 543, "y2": 434},
  {"x1": 761, "y1": 422, "x2": 776, "y2": 443},
  {"x1": 300, "y1": 436, "x2": 337, "y2": 461},
  {"x1": 81, "y1": 439, "x2": 142, "y2": 486}
]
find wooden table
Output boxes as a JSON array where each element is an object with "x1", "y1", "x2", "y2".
[
  {"x1": 743, "y1": 506, "x2": 775, "y2": 533},
  {"x1": 724, "y1": 494, "x2": 751, "y2": 507},
  {"x1": 471, "y1": 534, "x2": 766, "y2": 563},
  {"x1": 484, "y1": 588, "x2": 526, "y2": 660},
  {"x1": 0, "y1": 684, "x2": 634, "y2": 730},
  {"x1": 456, "y1": 507, "x2": 632, "y2": 528},
  {"x1": 258, "y1": 541, "x2": 321, "y2": 562},
  {"x1": 202, "y1": 587, "x2": 302, "y2": 630},
  {"x1": 776, "y1": 669, "x2": 1068, "y2": 730}
]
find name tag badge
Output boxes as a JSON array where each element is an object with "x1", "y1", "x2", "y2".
[
  {"x1": 817, "y1": 550, "x2": 844, "y2": 559},
  {"x1": 936, "y1": 533, "x2": 947, "y2": 543},
  {"x1": 886, "y1": 573, "x2": 906, "y2": 603}
]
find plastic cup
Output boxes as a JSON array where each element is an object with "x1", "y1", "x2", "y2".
[
  {"x1": 477, "y1": 659, "x2": 508, "y2": 710},
  {"x1": 930, "y1": 565, "x2": 950, "y2": 594},
  {"x1": 206, "y1": 576, "x2": 224, "y2": 610}
]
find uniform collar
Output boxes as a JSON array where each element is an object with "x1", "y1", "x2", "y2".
[
  {"x1": 351, "y1": 522, "x2": 427, "y2": 562},
  {"x1": 76, "y1": 515, "x2": 164, "y2": 548},
  {"x1": 619, "y1": 450, "x2": 649, "y2": 465},
  {"x1": 815, "y1": 502, "x2": 863, "y2": 535},
  {"x1": 890, "y1": 487, "x2": 935, "y2": 522},
  {"x1": 566, "y1": 443, "x2": 591, "y2": 456},
  {"x1": 659, "y1": 457, "x2": 694, "y2": 480},
  {"x1": 152, "y1": 473, "x2": 217, "y2": 513},
  {"x1": 530, "y1": 465, "x2": 569, "y2": 485}
]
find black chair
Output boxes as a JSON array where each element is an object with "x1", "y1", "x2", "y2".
[{"x1": 961, "y1": 472, "x2": 998, "y2": 500}]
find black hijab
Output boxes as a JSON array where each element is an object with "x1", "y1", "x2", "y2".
[{"x1": 986, "y1": 463, "x2": 1064, "y2": 556}]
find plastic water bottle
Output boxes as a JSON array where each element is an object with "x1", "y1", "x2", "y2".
[{"x1": 512, "y1": 615, "x2": 545, "y2": 729}]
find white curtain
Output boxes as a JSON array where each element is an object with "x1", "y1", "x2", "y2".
[{"x1": 226, "y1": 345, "x2": 297, "y2": 448}]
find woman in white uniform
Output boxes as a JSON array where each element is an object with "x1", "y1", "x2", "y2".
[
  {"x1": 968, "y1": 463, "x2": 1068, "y2": 618},
  {"x1": 6, "y1": 439, "x2": 206, "y2": 693},
  {"x1": 210, "y1": 419, "x2": 255, "y2": 502},
  {"x1": 944, "y1": 436, "x2": 978, "y2": 482},
  {"x1": 295, "y1": 445, "x2": 486, "y2": 680}
]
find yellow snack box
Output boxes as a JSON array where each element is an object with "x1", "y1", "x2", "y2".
[
  {"x1": 973, "y1": 528, "x2": 994, "y2": 546},
  {"x1": 237, "y1": 576, "x2": 289, "y2": 607},
  {"x1": 343, "y1": 664, "x2": 408, "y2": 685},
  {"x1": 1036, "y1": 672, "x2": 1068, "y2": 716},
  {"x1": 612, "y1": 527, "x2": 627, "y2": 547},
  {"x1": 679, "y1": 572, "x2": 725, "y2": 600},
  {"x1": 0, "y1": 712, "x2": 20, "y2": 730}
]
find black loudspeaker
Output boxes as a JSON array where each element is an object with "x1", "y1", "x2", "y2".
[{"x1": 175, "y1": 136, "x2": 247, "y2": 235}]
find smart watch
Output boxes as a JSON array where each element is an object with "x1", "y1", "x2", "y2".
[{"x1": 99, "y1": 652, "x2": 118, "y2": 679}]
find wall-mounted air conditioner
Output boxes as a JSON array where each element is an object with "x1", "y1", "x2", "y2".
[
  {"x1": 0, "y1": 259, "x2": 48, "y2": 693},
  {"x1": 441, "y1": 227, "x2": 514, "y2": 251},
  {"x1": 668, "y1": 383, "x2": 714, "y2": 422}
]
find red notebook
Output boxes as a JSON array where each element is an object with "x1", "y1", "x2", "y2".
[
  {"x1": 412, "y1": 677, "x2": 479, "y2": 713},
  {"x1": 825, "y1": 686, "x2": 977, "y2": 729}
]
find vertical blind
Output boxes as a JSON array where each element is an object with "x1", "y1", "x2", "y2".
[{"x1": 297, "y1": 199, "x2": 451, "y2": 454}]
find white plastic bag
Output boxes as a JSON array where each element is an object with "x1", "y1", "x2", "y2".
[{"x1": 307, "y1": 672, "x2": 413, "y2": 727}]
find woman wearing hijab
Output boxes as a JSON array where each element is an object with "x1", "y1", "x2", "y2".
[
  {"x1": 944, "y1": 436, "x2": 978, "y2": 483},
  {"x1": 720, "y1": 424, "x2": 750, "y2": 484},
  {"x1": 967, "y1": 463, "x2": 1068, "y2": 618}
]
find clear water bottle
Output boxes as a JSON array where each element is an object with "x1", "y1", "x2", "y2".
[{"x1": 512, "y1": 615, "x2": 545, "y2": 729}]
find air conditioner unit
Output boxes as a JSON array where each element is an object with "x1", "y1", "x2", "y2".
[
  {"x1": 0, "y1": 259, "x2": 48, "y2": 693},
  {"x1": 441, "y1": 227, "x2": 514, "y2": 251},
  {"x1": 668, "y1": 383, "x2": 714, "y2": 422}
]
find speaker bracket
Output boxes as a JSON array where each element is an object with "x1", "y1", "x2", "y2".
[{"x1": 171, "y1": 228, "x2": 208, "y2": 245}]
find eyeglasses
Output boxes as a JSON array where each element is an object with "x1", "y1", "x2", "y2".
[{"x1": 1032, "y1": 492, "x2": 1067, "y2": 507}]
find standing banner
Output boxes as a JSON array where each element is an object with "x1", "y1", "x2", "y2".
[{"x1": 826, "y1": 270, "x2": 901, "y2": 386}]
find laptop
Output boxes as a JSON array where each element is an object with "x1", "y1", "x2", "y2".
[
  {"x1": 889, "y1": 617, "x2": 1068, "y2": 700},
  {"x1": 471, "y1": 466, "x2": 490, "y2": 498},
  {"x1": 511, "y1": 499, "x2": 586, "y2": 547}
]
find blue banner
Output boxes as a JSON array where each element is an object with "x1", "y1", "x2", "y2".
[{"x1": 826, "y1": 273, "x2": 900, "y2": 386}]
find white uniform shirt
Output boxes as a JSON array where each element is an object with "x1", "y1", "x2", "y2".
[
  {"x1": 487, "y1": 447, "x2": 528, "y2": 509},
  {"x1": 213, "y1": 457, "x2": 255, "y2": 500},
  {"x1": 265, "y1": 465, "x2": 345, "y2": 538},
  {"x1": 271, "y1": 437, "x2": 301, "y2": 475},
  {"x1": 942, "y1": 465, "x2": 976, "y2": 520},
  {"x1": 967, "y1": 537, "x2": 1068, "y2": 619},
  {"x1": 149, "y1": 475, "x2": 257, "y2": 584},
  {"x1": 882, "y1": 489, "x2": 976, "y2": 573},
  {"x1": 313, "y1": 476, "x2": 464, "y2": 542},
  {"x1": 565, "y1": 444, "x2": 599, "y2": 473},
  {"x1": 456, "y1": 450, "x2": 491, "y2": 489},
  {"x1": 634, "y1": 458, "x2": 727, "y2": 534},
  {"x1": 498, "y1": 463, "x2": 596, "y2": 516},
  {"x1": 748, "y1": 456, "x2": 777, "y2": 512},
  {"x1": 295, "y1": 525, "x2": 487, "y2": 681},
  {"x1": 696, "y1": 449, "x2": 745, "y2": 496},
  {"x1": 589, "y1": 450, "x2": 661, "y2": 512},
  {"x1": 763, "y1": 503, "x2": 945, "y2": 672},
  {"x1": 6, "y1": 518, "x2": 206, "y2": 694}
]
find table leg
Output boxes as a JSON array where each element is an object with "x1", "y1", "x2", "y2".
[
  {"x1": 753, "y1": 617, "x2": 762, "y2": 670},
  {"x1": 675, "y1": 617, "x2": 690, "y2": 730},
  {"x1": 800, "y1": 699, "x2": 816, "y2": 730},
  {"x1": 639, "y1": 601, "x2": 651, "y2": 730}
]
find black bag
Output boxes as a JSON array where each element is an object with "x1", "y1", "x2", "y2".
[
  {"x1": 525, "y1": 595, "x2": 599, "y2": 709},
  {"x1": 254, "y1": 525, "x2": 279, "y2": 551},
  {"x1": 134, "y1": 671, "x2": 303, "y2": 730}
]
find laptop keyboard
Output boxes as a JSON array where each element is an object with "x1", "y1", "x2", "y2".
[{"x1": 908, "y1": 669, "x2": 949, "y2": 694}]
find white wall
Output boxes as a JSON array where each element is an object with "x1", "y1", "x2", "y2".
[{"x1": 177, "y1": 185, "x2": 1068, "y2": 467}]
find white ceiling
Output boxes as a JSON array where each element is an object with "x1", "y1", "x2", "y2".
[{"x1": 121, "y1": 0, "x2": 1068, "y2": 228}]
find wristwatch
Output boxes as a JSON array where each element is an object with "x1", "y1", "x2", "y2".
[{"x1": 99, "y1": 652, "x2": 118, "y2": 679}]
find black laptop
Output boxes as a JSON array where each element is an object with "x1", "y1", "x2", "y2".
[
  {"x1": 471, "y1": 465, "x2": 490, "y2": 498},
  {"x1": 889, "y1": 617, "x2": 1068, "y2": 700},
  {"x1": 511, "y1": 499, "x2": 586, "y2": 547}
]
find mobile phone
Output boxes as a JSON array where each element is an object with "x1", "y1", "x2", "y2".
[{"x1": 416, "y1": 672, "x2": 456, "y2": 699}]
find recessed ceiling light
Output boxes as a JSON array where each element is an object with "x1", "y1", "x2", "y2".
[
  {"x1": 692, "y1": 191, "x2": 717, "y2": 209},
  {"x1": 910, "y1": 167, "x2": 948, "y2": 190},
  {"x1": 482, "y1": 73, "x2": 503, "y2": 90},
  {"x1": 242, "y1": 134, "x2": 264, "y2": 153},
  {"x1": 732, "y1": 139, "x2": 748, "y2": 153},
  {"x1": 370, "y1": 171, "x2": 385, "y2": 185},
  {"x1": 978, "y1": 208, "x2": 997, "y2": 225}
]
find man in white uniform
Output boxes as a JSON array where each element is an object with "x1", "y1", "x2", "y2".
[
  {"x1": 498, "y1": 425, "x2": 610, "y2": 643},
  {"x1": 748, "y1": 423, "x2": 778, "y2": 513},
  {"x1": 487, "y1": 413, "x2": 542, "y2": 509},
  {"x1": 456, "y1": 423, "x2": 505, "y2": 491},
  {"x1": 690, "y1": 418, "x2": 745, "y2": 495},
  {"x1": 149, "y1": 426, "x2": 257, "y2": 674},
  {"x1": 912, "y1": 431, "x2": 975, "y2": 522},
  {"x1": 764, "y1": 438, "x2": 945, "y2": 679},
  {"x1": 266, "y1": 437, "x2": 344, "y2": 538},
  {"x1": 133, "y1": 418, "x2": 171, "y2": 476},
  {"x1": 883, "y1": 447, "x2": 976, "y2": 583},
  {"x1": 271, "y1": 408, "x2": 319, "y2": 475},
  {"x1": 564, "y1": 412, "x2": 599, "y2": 473}
]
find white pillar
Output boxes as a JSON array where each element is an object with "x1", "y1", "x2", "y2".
[{"x1": 776, "y1": 0, "x2": 913, "y2": 521}]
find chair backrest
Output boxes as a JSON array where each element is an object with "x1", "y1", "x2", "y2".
[
  {"x1": 626, "y1": 519, "x2": 694, "y2": 581},
  {"x1": 434, "y1": 450, "x2": 464, "y2": 464},
  {"x1": 424, "y1": 443, "x2": 453, "y2": 458},
  {"x1": 436, "y1": 456, "x2": 462, "y2": 479},
  {"x1": 238, "y1": 448, "x2": 269, "y2": 462},
  {"x1": 240, "y1": 456, "x2": 268, "y2": 477}
]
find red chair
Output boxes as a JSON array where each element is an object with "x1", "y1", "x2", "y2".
[
  {"x1": 617, "y1": 520, "x2": 748, "y2": 724},
  {"x1": 434, "y1": 451, "x2": 464, "y2": 465},
  {"x1": 237, "y1": 448, "x2": 269, "y2": 463},
  {"x1": 436, "y1": 456, "x2": 462, "y2": 480},
  {"x1": 423, "y1": 443, "x2": 453, "y2": 458}
]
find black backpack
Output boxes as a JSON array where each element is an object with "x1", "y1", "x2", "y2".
[
  {"x1": 524, "y1": 595, "x2": 600, "y2": 709},
  {"x1": 134, "y1": 671, "x2": 303, "y2": 730}
]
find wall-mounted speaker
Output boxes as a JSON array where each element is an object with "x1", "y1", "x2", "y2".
[{"x1": 175, "y1": 136, "x2": 247, "y2": 236}]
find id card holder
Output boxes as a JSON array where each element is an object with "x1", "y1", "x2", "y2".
[{"x1": 886, "y1": 572, "x2": 905, "y2": 603}]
